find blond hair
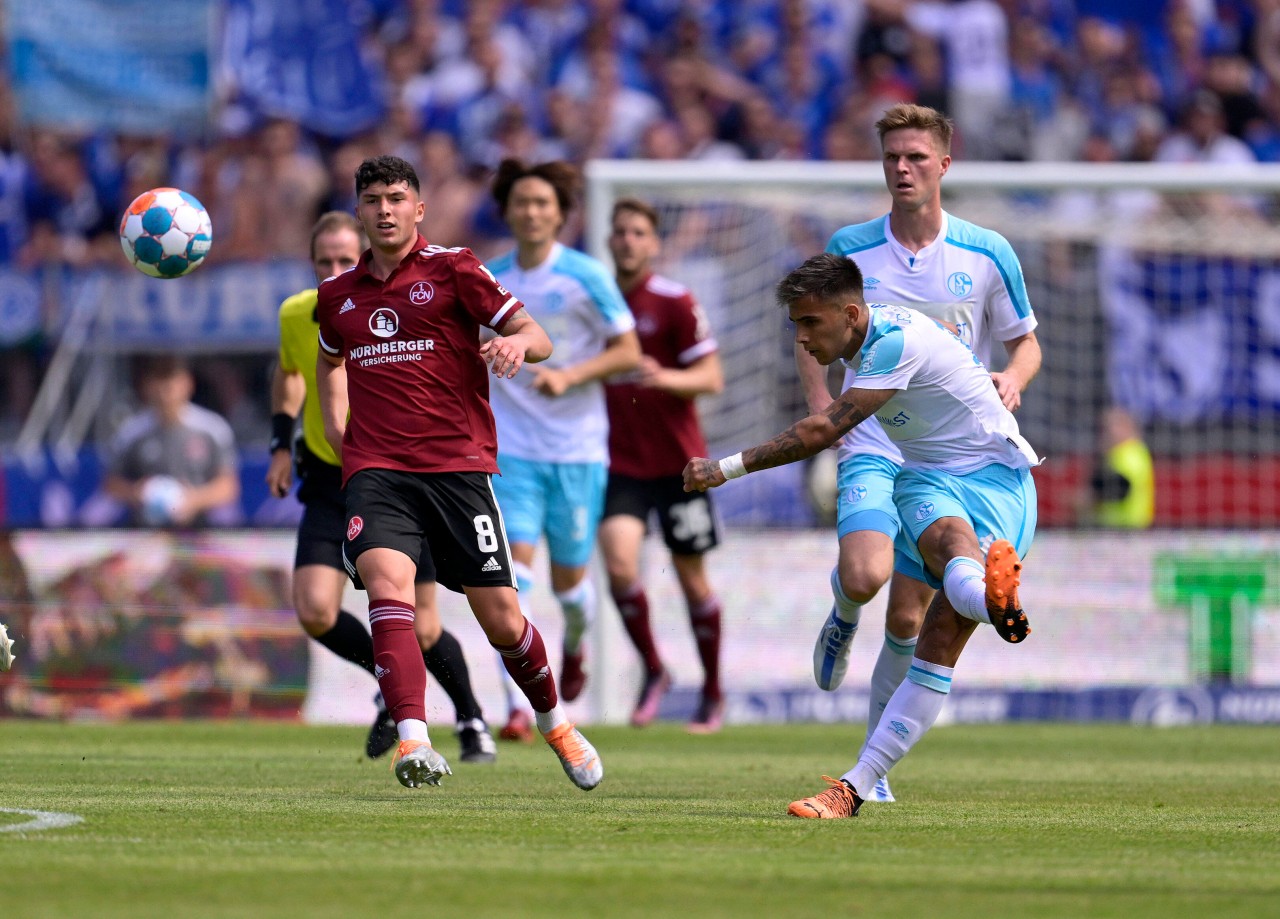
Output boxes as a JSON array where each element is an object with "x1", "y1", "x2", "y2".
[{"x1": 875, "y1": 104, "x2": 954, "y2": 155}]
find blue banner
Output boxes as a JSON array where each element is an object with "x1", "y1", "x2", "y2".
[
  {"x1": 662, "y1": 686, "x2": 1280, "y2": 725},
  {"x1": 74, "y1": 260, "x2": 316, "y2": 348},
  {"x1": 6, "y1": 0, "x2": 213, "y2": 135},
  {"x1": 220, "y1": 0, "x2": 385, "y2": 137},
  {"x1": 1101, "y1": 249, "x2": 1280, "y2": 421}
]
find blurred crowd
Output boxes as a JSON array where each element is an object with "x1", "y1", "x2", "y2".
[
  {"x1": 4, "y1": 0, "x2": 1280, "y2": 274},
  {"x1": 3, "y1": 0, "x2": 1280, "y2": 463}
]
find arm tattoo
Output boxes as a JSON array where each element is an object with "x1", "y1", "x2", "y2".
[
  {"x1": 743, "y1": 428, "x2": 811, "y2": 471},
  {"x1": 741, "y1": 394, "x2": 873, "y2": 472},
  {"x1": 827, "y1": 397, "x2": 871, "y2": 435},
  {"x1": 501, "y1": 307, "x2": 531, "y2": 331}
]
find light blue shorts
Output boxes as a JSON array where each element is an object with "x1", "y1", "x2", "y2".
[
  {"x1": 835, "y1": 453, "x2": 902, "y2": 540},
  {"x1": 493, "y1": 454, "x2": 607, "y2": 568},
  {"x1": 892, "y1": 462, "x2": 1037, "y2": 589}
]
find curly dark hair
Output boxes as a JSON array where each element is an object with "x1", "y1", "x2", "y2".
[{"x1": 354, "y1": 155, "x2": 421, "y2": 196}]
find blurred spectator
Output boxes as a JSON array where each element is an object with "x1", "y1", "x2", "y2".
[
  {"x1": 675, "y1": 103, "x2": 745, "y2": 161},
  {"x1": 561, "y1": 46, "x2": 663, "y2": 158},
  {"x1": 1085, "y1": 406, "x2": 1156, "y2": 528},
  {"x1": 417, "y1": 131, "x2": 485, "y2": 248},
  {"x1": 325, "y1": 140, "x2": 370, "y2": 215},
  {"x1": 1155, "y1": 88, "x2": 1256, "y2": 164},
  {"x1": 894, "y1": 0, "x2": 1014, "y2": 159},
  {"x1": 21, "y1": 132, "x2": 116, "y2": 269},
  {"x1": 101, "y1": 356, "x2": 241, "y2": 528},
  {"x1": 0, "y1": 81, "x2": 29, "y2": 265},
  {"x1": 219, "y1": 119, "x2": 328, "y2": 261},
  {"x1": 1202, "y1": 52, "x2": 1265, "y2": 140},
  {"x1": 760, "y1": 36, "x2": 842, "y2": 158}
]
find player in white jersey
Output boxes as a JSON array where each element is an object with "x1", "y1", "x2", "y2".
[
  {"x1": 797, "y1": 103, "x2": 1041, "y2": 802},
  {"x1": 683, "y1": 253, "x2": 1036, "y2": 819},
  {"x1": 486, "y1": 159, "x2": 641, "y2": 739}
]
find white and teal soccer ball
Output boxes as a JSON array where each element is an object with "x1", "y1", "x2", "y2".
[
  {"x1": 140, "y1": 475, "x2": 185, "y2": 526},
  {"x1": 119, "y1": 187, "x2": 213, "y2": 279}
]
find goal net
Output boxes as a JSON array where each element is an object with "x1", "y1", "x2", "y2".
[{"x1": 585, "y1": 160, "x2": 1280, "y2": 530}]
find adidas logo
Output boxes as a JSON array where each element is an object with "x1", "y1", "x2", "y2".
[
  {"x1": 339, "y1": 298, "x2": 356, "y2": 314},
  {"x1": 480, "y1": 556, "x2": 502, "y2": 572},
  {"x1": 374, "y1": 664, "x2": 390, "y2": 678}
]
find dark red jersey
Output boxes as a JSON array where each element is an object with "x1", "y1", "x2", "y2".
[
  {"x1": 317, "y1": 235, "x2": 522, "y2": 482},
  {"x1": 605, "y1": 273, "x2": 718, "y2": 478}
]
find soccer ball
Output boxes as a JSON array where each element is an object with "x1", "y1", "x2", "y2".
[
  {"x1": 119, "y1": 187, "x2": 213, "y2": 278},
  {"x1": 140, "y1": 475, "x2": 185, "y2": 526}
]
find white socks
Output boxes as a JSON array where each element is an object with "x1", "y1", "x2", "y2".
[
  {"x1": 862, "y1": 630, "x2": 918, "y2": 752},
  {"x1": 397, "y1": 718, "x2": 429, "y2": 743},
  {"x1": 535, "y1": 704, "x2": 568, "y2": 735},
  {"x1": 830, "y1": 567, "x2": 863, "y2": 626},
  {"x1": 943, "y1": 556, "x2": 990, "y2": 624},
  {"x1": 845, "y1": 657, "x2": 952, "y2": 797},
  {"x1": 556, "y1": 578, "x2": 597, "y2": 655}
]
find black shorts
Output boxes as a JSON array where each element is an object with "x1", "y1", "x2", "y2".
[
  {"x1": 295, "y1": 457, "x2": 435, "y2": 583},
  {"x1": 603, "y1": 473, "x2": 721, "y2": 556},
  {"x1": 343, "y1": 468, "x2": 514, "y2": 594}
]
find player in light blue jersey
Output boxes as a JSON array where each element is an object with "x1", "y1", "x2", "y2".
[
  {"x1": 486, "y1": 159, "x2": 642, "y2": 740},
  {"x1": 796, "y1": 103, "x2": 1041, "y2": 802},
  {"x1": 683, "y1": 253, "x2": 1036, "y2": 819}
]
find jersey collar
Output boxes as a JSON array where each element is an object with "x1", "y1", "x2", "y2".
[
  {"x1": 352, "y1": 233, "x2": 430, "y2": 282},
  {"x1": 513, "y1": 241, "x2": 563, "y2": 276},
  {"x1": 884, "y1": 212, "x2": 949, "y2": 268}
]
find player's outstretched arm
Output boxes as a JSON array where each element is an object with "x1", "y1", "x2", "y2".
[
  {"x1": 483, "y1": 307, "x2": 553, "y2": 378},
  {"x1": 316, "y1": 353, "x2": 348, "y2": 460},
  {"x1": 991, "y1": 331, "x2": 1042, "y2": 411},
  {"x1": 533, "y1": 328, "x2": 642, "y2": 397},
  {"x1": 683, "y1": 387, "x2": 896, "y2": 492}
]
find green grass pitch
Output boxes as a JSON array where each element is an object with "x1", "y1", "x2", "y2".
[{"x1": 2, "y1": 721, "x2": 1278, "y2": 918}]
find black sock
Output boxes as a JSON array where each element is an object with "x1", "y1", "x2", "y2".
[
  {"x1": 313, "y1": 610, "x2": 376, "y2": 675},
  {"x1": 423, "y1": 629, "x2": 484, "y2": 723}
]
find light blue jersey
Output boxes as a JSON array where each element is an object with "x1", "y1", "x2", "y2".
[
  {"x1": 844, "y1": 305, "x2": 1039, "y2": 585},
  {"x1": 826, "y1": 212, "x2": 1037, "y2": 465},
  {"x1": 843, "y1": 305, "x2": 1038, "y2": 474},
  {"x1": 487, "y1": 242, "x2": 635, "y2": 464}
]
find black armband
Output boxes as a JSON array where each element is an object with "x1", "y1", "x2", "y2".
[{"x1": 269, "y1": 413, "x2": 295, "y2": 454}]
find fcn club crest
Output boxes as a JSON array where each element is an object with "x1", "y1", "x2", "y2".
[
  {"x1": 410, "y1": 281, "x2": 434, "y2": 304},
  {"x1": 347, "y1": 516, "x2": 364, "y2": 541}
]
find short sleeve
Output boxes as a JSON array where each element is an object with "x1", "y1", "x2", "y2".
[
  {"x1": 983, "y1": 234, "x2": 1038, "y2": 342},
  {"x1": 277, "y1": 300, "x2": 299, "y2": 372},
  {"x1": 672, "y1": 292, "x2": 718, "y2": 366},
  {"x1": 454, "y1": 249, "x2": 522, "y2": 330},
  {"x1": 582, "y1": 262, "x2": 634, "y2": 336},
  {"x1": 850, "y1": 325, "x2": 918, "y2": 391},
  {"x1": 316, "y1": 278, "x2": 344, "y2": 357}
]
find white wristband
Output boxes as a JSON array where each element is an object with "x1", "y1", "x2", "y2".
[{"x1": 718, "y1": 453, "x2": 747, "y2": 480}]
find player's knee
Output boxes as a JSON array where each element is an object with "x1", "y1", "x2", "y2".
[
  {"x1": 835, "y1": 565, "x2": 889, "y2": 605},
  {"x1": 293, "y1": 588, "x2": 339, "y2": 636},
  {"x1": 415, "y1": 617, "x2": 442, "y2": 649},
  {"x1": 885, "y1": 600, "x2": 927, "y2": 637}
]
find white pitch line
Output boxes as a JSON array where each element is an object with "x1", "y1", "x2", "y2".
[{"x1": 0, "y1": 808, "x2": 84, "y2": 833}]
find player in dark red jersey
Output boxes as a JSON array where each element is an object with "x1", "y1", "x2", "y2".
[
  {"x1": 315, "y1": 155, "x2": 602, "y2": 791},
  {"x1": 599, "y1": 197, "x2": 728, "y2": 733}
]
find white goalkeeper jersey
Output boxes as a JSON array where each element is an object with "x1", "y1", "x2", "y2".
[
  {"x1": 844, "y1": 305, "x2": 1038, "y2": 474},
  {"x1": 487, "y1": 242, "x2": 635, "y2": 463},
  {"x1": 825, "y1": 211, "x2": 1037, "y2": 465}
]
